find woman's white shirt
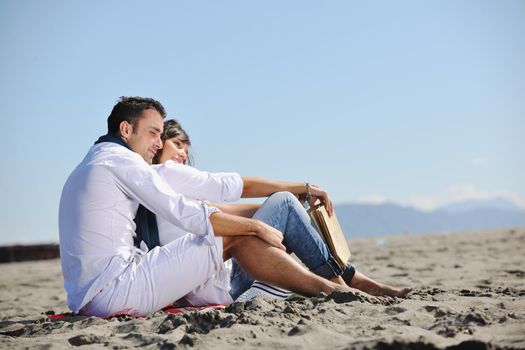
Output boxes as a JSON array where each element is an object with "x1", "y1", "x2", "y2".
[
  {"x1": 152, "y1": 160, "x2": 244, "y2": 245},
  {"x1": 152, "y1": 160, "x2": 243, "y2": 202},
  {"x1": 151, "y1": 160, "x2": 244, "y2": 306}
]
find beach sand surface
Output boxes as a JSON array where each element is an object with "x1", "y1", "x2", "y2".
[{"x1": 1, "y1": 228, "x2": 524, "y2": 349}]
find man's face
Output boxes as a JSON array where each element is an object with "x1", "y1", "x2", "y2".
[{"x1": 122, "y1": 109, "x2": 164, "y2": 164}]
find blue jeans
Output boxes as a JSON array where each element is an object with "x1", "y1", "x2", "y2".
[{"x1": 229, "y1": 191, "x2": 354, "y2": 300}]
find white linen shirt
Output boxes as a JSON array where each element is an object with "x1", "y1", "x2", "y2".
[
  {"x1": 152, "y1": 161, "x2": 244, "y2": 306},
  {"x1": 152, "y1": 160, "x2": 244, "y2": 244},
  {"x1": 58, "y1": 142, "x2": 230, "y2": 313}
]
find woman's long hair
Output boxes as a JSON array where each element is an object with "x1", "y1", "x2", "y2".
[{"x1": 152, "y1": 119, "x2": 193, "y2": 166}]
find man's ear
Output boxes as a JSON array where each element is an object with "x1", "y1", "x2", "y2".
[{"x1": 119, "y1": 121, "x2": 132, "y2": 140}]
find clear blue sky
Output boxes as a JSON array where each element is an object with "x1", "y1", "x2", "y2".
[{"x1": 1, "y1": 0, "x2": 523, "y2": 244}]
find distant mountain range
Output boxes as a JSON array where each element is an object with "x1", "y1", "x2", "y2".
[{"x1": 334, "y1": 198, "x2": 525, "y2": 238}]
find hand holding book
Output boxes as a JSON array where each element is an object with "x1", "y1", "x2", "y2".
[
  {"x1": 308, "y1": 202, "x2": 351, "y2": 268},
  {"x1": 298, "y1": 183, "x2": 334, "y2": 216},
  {"x1": 307, "y1": 184, "x2": 334, "y2": 216}
]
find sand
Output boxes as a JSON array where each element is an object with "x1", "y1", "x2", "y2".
[{"x1": 1, "y1": 228, "x2": 524, "y2": 349}]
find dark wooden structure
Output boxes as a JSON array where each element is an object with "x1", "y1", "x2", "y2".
[{"x1": 0, "y1": 244, "x2": 60, "y2": 263}]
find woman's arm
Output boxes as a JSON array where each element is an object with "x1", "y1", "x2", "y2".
[
  {"x1": 241, "y1": 177, "x2": 306, "y2": 198},
  {"x1": 240, "y1": 177, "x2": 334, "y2": 215},
  {"x1": 208, "y1": 202, "x2": 261, "y2": 218},
  {"x1": 153, "y1": 162, "x2": 243, "y2": 202},
  {"x1": 241, "y1": 176, "x2": 334, "y2": 216}
]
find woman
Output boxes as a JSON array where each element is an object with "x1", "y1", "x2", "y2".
[
  {"x1": 153, "y1": 119, "x2": 262, "y2": 219},
  {"x1": 153, "y1": 119, "x2": 412, "y2": 305}
]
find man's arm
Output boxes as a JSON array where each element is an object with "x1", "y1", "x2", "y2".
[
  {"x1": 209, "y1": 211, "x2": 285, "y2": 251},
  {"x1": 241, "y1": 177, "x2": 334, "y2": 215},
  {"x1": 208, "y1": 202, "x2": 260, "y2": 218}
]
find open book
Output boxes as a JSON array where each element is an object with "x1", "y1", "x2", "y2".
[{"x1": 308, "y1": 203, "x2": 351, "y2": 268}]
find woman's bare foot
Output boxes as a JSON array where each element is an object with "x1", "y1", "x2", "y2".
[
  {"x1": 377, "y1": 285, "x2": 412, "y2": 298},
  {"x1": 330, "y1": 284, "x2": 393, "y2": 305},
  {"x1": 364, "y1": 285, "x2": 412, "y2": 298},
  {"x1": 351, "y1": 287, "x2": 393, "y2": 305},
  {"x1": 347, "y1": 271, "x2": 412, "y2": 298}
]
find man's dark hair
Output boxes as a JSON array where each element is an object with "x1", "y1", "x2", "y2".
[{"x1": 107, "y1": 96, "x2": 167, "y2": 136}]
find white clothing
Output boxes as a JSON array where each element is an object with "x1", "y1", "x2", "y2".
[
  {"x1": 153, "y1": 160, "x2": 242, "y2": 202},
  {"x1": 152, "y1": 161, "x2": 243, "y2": 306},
  {"x1": 80, "y1": 233, "x2": 229, "y2": 317},
  {"x1": 59, "y1": 142, "x2": 228, "y2": 314},
  {"x1": 153, "y1": 161, "x2": 243, "y2": 244}
]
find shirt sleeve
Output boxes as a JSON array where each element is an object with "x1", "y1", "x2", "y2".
[
  {"x1": 152, "y1": 161, "x2": 244, "y2": 202},
  {"x1": 101, "y1": 148, "x2": 220, "y2": 242}
]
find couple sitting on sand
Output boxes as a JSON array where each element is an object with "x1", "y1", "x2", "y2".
[{"x1": 59, "y1": 96, "x2": 411, "y2": 317}]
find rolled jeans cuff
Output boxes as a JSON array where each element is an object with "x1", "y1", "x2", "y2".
[
  {"x1": 310, "y1": 255, "x2": 344, "y2": 279},
  {"x1": 342, "y1": 263, "x2": 356, "y2": 283}
]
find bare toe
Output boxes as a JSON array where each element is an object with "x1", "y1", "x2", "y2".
[{"x1": 393, "y1": 287, "x2": 413, "y2": 298}]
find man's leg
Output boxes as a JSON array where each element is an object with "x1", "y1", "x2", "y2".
[
  {"x1": 223, "y1": 235, "x2": 351, "y2": 296},
  {"x1": 81, "y1": 233, "x2": 229, "y2": 317}
]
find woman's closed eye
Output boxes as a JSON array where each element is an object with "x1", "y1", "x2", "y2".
[{"x1": 172, "y1": 140, "x2": 184, "y2": 149}]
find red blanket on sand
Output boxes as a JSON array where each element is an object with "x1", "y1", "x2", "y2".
[{"x1": 48, "y1": 304, "x2": 226, "y2": 321}]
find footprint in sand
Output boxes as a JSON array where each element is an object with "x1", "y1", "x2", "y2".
[
  {"x1": 423, "y1": 305, "x2": 448, "y2": 318},
  {"x1": 68, "y1": 334, "x2": 109, "y2": 346},
  {"x1": 455, "y1": 311, "x2": 491, "y2": 326}
]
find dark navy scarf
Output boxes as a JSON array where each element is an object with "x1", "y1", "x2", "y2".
[{"x1": 95, "y1": 134, "x2": 161, "y2": 249}]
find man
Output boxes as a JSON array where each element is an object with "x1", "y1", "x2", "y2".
[{"x1": 59, "y1": 96, "x2": 364, "y2": 317}]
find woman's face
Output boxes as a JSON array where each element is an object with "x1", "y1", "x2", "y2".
[{"x1": 158, "y1": 136, "x2": 189, "y2": 164}]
